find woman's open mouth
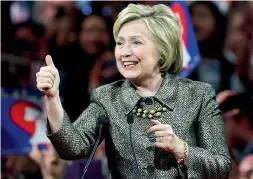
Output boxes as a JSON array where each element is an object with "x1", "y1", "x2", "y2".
[{"x1": 123, "y1": 61, "x2": 139, "y2": 69}]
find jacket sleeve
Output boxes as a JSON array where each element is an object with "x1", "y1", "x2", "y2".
[
  {"x1": 187, "y1": 85, "x2": 232, "y2": 179},
  {"x1": 46, "y1": 90, "x2": 107, "y2": 160}
]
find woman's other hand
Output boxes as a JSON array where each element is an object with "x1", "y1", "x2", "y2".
[{"x1": 149, "y1": 120, "x2": 188, "y2": 166}]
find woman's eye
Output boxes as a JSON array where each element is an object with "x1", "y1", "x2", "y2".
[
  {"x1": 134, "y1": 41, "x2": 142, "y2": 45},
  {"x1": 116, "y1": 41, "x2": 123, "y2": 46}
]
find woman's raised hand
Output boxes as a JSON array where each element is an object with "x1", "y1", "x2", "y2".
[{"x1": 36, "y1": 55, "x2": 60, "y2": 98}]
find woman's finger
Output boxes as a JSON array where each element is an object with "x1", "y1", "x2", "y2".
[
  {"x1": 149, "y1": 123, "x2": 172, "y2": 133},
  {"x1": 151, "y1": 119, "x2": 161, "y2": 125},
  {"x1": 37, "y1": 82, "x2": 53, "y2": 91},
  {"x1": 154, "y1": 130, "x2": 173, "y2": 137},
  {"x1": 37, "y1": 71, "x2": 55, "y2": 82}
]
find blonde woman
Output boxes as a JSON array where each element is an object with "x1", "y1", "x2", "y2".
[{"x1": 36, "y1": 4, "x2": 231, "y2": 179}]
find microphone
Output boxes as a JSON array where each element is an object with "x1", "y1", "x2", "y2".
[
  {"x1": 81, "y1": 115, "x2": 107, "y2": 179},
  {"x1": 127, "y1": 113, "x2": 142, "y2": 179}
]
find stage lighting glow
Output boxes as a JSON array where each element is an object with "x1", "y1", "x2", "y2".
[
  {"x1": 82, "y1": 5, "x2": 92, "y2": 16},
  {"x1": 102, "y1": 6, "x2": 112, "y2": 17}
]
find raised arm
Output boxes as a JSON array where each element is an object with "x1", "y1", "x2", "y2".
[
  {"x1": 36, "y1": 55, "x2": 64, "y2": 133},
  {"x1": 37, "y1": 55, "x2": 107, "y2": 160},
  {"x1": 46, "y1": 97, "x2": 106, "y2": 160},
  {"x1": 187, "y1": 85, "x2": 232, "y2": 178}
]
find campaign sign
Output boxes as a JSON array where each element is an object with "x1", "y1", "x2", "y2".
[
  {"x1": 1, "y1": 87, "x2": 50, "y2": 155},
  {"x1": 169, "y1": 1, "x2": 201, "y2": 78}
]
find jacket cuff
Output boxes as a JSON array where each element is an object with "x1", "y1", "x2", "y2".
[
  {"x1": 187, "y1": 146, "x2": 206, "y2": 178},
  {"x1": 46, "y1": 111, "x2": 71, "y2": 137}
]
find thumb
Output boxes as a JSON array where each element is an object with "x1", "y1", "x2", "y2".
[
  {"x1": 151, "y1": 119, "x2": 161, "y2": 125},
  {"x1": 45, "y1": 55, "x2": 55, "y2": 67}
]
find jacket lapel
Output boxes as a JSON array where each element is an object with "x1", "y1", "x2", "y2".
[{"x1": 120, "y1": 73, "x2": 179, "y2": 114}]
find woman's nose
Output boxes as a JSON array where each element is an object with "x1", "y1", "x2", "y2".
[{"x1": 121, "y1": 45, "x2": 132, "y2": 57}]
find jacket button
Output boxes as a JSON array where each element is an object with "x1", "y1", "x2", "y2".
[
  {"x1": 144, "y1": 97, "x2": 153, "y2": 105},
  {"x1": 146, "y1": 146, "x2": 155, "y2": 151},
  {"x1": 146, "y1": 165, "x2": 155, "y2": 173}
]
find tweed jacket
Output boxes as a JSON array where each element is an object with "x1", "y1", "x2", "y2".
[{"x1": 47, "y1": 73, "x2": 232, "y2": 179}]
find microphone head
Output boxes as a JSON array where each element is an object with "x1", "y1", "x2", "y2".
[
  {"x1": 97, "y1": 115, "x2": 107, "y2": 125},
  {"x1": 127, "y1": 113, "x2": 134, "y2": 124}
]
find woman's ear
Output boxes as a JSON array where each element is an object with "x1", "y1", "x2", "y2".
[{"x1": 158, "y1": 56, "x2": 165, "y2": 66}]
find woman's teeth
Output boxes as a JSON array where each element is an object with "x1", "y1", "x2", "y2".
[{"x1": 123, "y1": 61, "x2": 138, "y2": 67}]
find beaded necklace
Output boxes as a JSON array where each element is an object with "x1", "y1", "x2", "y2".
[{"x1": 131, "y1": 98, "x2": 167, "y2": 120}]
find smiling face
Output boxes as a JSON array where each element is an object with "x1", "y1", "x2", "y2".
[{"x1": 115, "y1": 19, "x2": 160, "y2": 82}]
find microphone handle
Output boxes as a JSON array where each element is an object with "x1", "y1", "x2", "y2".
[
  {"x1": 81, "y1": 124, "x2": 103, "y2": 179},
  {"x1": 129, "y1": 123, "x2": 142, "y2": 179}
]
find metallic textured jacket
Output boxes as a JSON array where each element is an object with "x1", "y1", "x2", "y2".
[{"x1": 47, "y1": 73, "x2": 232, "y2": 179}]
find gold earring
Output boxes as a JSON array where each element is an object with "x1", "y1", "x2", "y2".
[{"x1": 159, "y1": 56, "x2": 165, "y2": 66}]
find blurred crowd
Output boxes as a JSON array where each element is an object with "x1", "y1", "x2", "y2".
[{"x1": 1, "y1": 1, "x2": 253, "y2": 179}]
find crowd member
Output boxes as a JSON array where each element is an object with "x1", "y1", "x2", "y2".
[
  {"x1": 189, "y1": 1, "x2": 233, "y2": 93},
  {"x1": 235, "y1": 2, "x2": 253, "y2": 92},
  {"x1": 238, "y1": 145, "x2": 253, "y2": 179},
  {"x1": 224, "y1": 3, "x2": 248, "y2": 92},
  {"x1": 58, "y1": 14, "x2": 120, "y2": 121},
  {"x1": 217, "y1": 90, "x2": 253, "y2": 162}
]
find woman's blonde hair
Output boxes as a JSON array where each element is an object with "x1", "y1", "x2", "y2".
[{"x1": 113, "y1": 3, "x2": 183, "y2": 74}]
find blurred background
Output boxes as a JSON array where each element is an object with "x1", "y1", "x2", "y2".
[{"x1": 1, "y1": 1, "x2": 253, "y2": 179}]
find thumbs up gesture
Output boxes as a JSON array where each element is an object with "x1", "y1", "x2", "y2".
[{"x1": 36, "y1": 55, "x2": 60, "y2": 98}]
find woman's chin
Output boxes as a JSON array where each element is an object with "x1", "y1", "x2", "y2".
[{"x1": 121, "y1": 71, "x2": 140, "y2": 80}]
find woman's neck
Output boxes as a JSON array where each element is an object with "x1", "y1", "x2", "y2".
[{"x1": 131, "y1": 74, "x2": 163, "y2": 97}]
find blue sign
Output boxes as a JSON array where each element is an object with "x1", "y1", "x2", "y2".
[
  {"x1": 170, "y1": 1, "x2": 201, "y2": 77},
  {"x1": 1, "y1": 87, "x2": 49, "y2": 155}
]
